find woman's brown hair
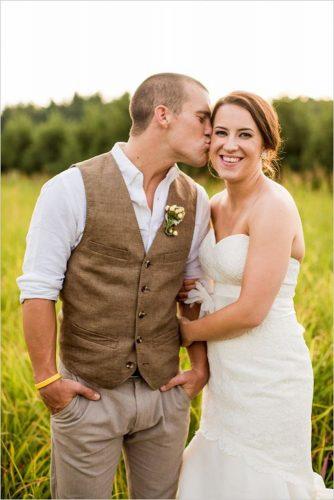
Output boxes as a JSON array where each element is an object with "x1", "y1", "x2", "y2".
[{"x1": 211, "y1": 91, "x2": 282, "y2": 177}]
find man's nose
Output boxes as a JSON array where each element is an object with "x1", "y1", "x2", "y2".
[{"x1": 204, "y1": 121, "x2": 213, "y2": 138}]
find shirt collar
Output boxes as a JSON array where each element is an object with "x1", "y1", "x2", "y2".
[{"x1": 110, "y1": 142, "x2": 180, "y2": 187}]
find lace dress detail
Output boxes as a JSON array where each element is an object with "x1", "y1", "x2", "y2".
[{"x1": 180, "y1": 229, "x2": 331, "y2": 499}]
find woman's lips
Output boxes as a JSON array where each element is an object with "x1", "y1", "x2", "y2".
[{"x1": 219, "y1": 155, "x2": 243, "y2": 167}]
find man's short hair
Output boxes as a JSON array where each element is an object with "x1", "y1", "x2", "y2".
[{"x1": 129, "y1": 73, "x2": 208, "y2": 136}]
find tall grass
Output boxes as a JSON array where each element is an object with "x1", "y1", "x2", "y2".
[{"x1": 2, "y1": 172, "x2": 333, "y2": 499}]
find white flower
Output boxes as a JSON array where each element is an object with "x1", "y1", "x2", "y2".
[{"x1": 164, "y1": 204, "x2": 186, "y2": 236}]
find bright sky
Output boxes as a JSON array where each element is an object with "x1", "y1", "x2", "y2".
[{"x1": 1, "y1": 0, "x2": 333, "y2": 109}]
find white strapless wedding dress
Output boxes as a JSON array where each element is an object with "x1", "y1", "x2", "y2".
[{"x1": 178, "y1": 229, "x2": 332, "y2": 500}]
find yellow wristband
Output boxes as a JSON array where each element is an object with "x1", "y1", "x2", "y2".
[{"x1": 35, "y1": 373, "x2": 62, "y2": 390}]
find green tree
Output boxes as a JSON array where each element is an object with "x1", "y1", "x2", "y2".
[
  {"x1": 2, "y1": 114, "x2": 34, "y2": 172},
  {"x1": 1, "y1": 93, "x2": 332, "y2": 179},
  {"x1": 25, "y1": 113, "x2": 70, "y2": 175}
]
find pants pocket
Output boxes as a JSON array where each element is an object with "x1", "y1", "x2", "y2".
[
  {"x1": 51, "y1": 361, "x2": 88, "y2": 422},
  {"x1": 51, "y1": 394, "x2": 80, "y2": 419},
  {"x1": 177, "y1": 385, "x2": 192, "y2": 404}
]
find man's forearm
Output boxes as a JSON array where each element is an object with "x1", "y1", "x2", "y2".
[
  {"x1": 179, "y1": 302, "x2": 209, "y2": 373},
  {"x1": 22, "y1": 299, "x2": 58, "y2": 383}
]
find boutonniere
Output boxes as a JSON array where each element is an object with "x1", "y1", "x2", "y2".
[{"x1": 164, "y1": 205, "x2": 186, "y2": 236}]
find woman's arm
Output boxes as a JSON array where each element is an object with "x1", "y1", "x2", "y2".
[{"x1": 181, "y1": 194, "x2": 299, "y2": 344}]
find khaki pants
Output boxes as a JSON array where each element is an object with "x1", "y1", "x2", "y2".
[{"x1": 50, "y1": 363, "x2": 191, "y2": 499}]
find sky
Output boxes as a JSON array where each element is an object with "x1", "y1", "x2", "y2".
[{"x1": 1, "y1": 0, "x2": 333, "y2": 109}]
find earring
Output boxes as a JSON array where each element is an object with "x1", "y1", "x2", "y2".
[
  {"x1": 261, "y1": 151, "x2": 268, "y2": 161},
  {"x1": 207, "y1": 160, "x2": 221, "y2": 179}
]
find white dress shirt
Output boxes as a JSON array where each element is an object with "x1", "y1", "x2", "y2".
[{"x1": 17, "y1": 143, "x2": 211, "y2": 303}]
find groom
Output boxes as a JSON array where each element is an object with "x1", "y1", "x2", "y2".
[{"x1": 18, "y1": 73, "x2": 212, "y2": 499}]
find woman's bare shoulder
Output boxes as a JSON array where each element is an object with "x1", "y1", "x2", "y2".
[
  {"x1": 210, "y1": 189, "x2": 227, "y2": 220},
  {"x1": 256, "y1": 178, "x2": 300, "y2": 215},
  {"x1": 210, "y1": 189, "x2": 227, "y2": 207}
]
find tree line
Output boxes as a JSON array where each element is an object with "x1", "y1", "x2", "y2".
[{"x1": 1, "y1": 92, "x2": 332, "y2": 180}]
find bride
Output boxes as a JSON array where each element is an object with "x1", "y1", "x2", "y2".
[{"x1": 177, "y1": 92, "x2": 332, "y2": 500}]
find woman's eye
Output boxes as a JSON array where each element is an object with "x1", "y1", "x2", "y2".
[
  {"x1": 240, "y1": 132, "x2": 252, "y2": 138},
  {"x1": 215, "y1": 130, "x2": 227, "y2": 136}
]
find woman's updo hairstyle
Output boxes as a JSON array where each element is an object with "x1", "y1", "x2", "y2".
[{"x1": 211, "y1": 91, "x2": 282, "y2": 178}]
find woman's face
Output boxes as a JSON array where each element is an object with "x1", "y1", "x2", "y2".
[{"x1": 210, "y1": 103, "x2": 264, "y2": 182}]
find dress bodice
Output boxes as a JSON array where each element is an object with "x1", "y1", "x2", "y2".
[{"x1": 198, "y1": 229, "x2": 301, "y2": 321}]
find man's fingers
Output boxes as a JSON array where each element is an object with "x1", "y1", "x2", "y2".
[
  {"x1": 73, "y1": 381, "x2": 100, "y2": 400},
  {"x1": 160, "y1": 374, "x2": 185, "y2": 392}
]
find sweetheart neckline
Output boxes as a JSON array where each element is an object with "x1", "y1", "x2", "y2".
[{"x1": 209, "y1": 230, "x2": 301, "y2": 265}]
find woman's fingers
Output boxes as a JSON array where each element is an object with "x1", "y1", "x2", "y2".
[
  {"x1": 177, "y1": 292, "x2": 189, "y2": 302},
  {"x1": 177, "y1": 279, "x2": 198, "y2": 301},
  {"x1": 183, "y1": 279, "x2": 197, "y2": 291}
]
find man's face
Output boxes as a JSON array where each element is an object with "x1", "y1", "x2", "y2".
[{"x1": 167, "y1": 83, "x2": 212, "y2": 167}]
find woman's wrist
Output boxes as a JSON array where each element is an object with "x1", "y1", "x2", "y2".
[{"x1": 186, "y1": 317, "x2": 205, "y2": 342}]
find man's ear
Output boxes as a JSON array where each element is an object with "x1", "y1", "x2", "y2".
[{"x1": 154, "y1": 105, "x2": 172, "y2": 128}]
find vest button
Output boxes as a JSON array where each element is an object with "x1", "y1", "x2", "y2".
[
  {"x1": 126, "y1": 361, "x2": 134, "y2": 369},
  {"x1": 138, "y1": 311, "x2": 147, "y2": 319},
  {"x1": 141, "y1": 285, "x2": 150, "y2": 293},
  {"x1": 144, "y1": 260, "x2": 151, "y2": 268},
  {"x1": 136, "y1": 336, "x2": 143, "y2": 343}
]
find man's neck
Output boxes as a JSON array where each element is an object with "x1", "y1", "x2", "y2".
[{"x1": 123, "y1": 134, "x2": 177, "y2": 191}]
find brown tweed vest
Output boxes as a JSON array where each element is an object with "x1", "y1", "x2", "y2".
[{"x1": 59, "y1": 152, "x2": 197, "y2": 390}]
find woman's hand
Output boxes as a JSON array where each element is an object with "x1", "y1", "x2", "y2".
[
  {"x1": 179, "y1": 316, "x2": 195, "y2": 347},
  {"x1": 177, "y1": 279, "x2": 197, "y2": 302}
]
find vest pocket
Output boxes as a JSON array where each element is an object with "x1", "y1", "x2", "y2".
[
  {"x1": 70, "y1": 322, "x2": 119, "y2": 348},
  {"x1": 151, "y1": 328, "x2": 180, "y2": 345},
  {"x1": 87, "y1": 240, "x2": 129, "y2": 261}
]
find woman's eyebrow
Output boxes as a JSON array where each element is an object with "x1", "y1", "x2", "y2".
[{"x1": 214, "y1": 126, "x2": 254, "y2": 132}]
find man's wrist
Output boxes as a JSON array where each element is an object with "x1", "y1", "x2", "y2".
[
  {"x1": 34, "y1": 367, "x2": 58, "y2": 384},
  {"x1": 35, "y1": 373, "x2": 62, "y2": 390},
  {"x1": 189, "y1": 359, "x2": 209, "y2": 381}
]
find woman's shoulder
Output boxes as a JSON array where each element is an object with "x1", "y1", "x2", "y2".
[
  {"x1": 256, "y1": 178, "x2": 299, "y2": 216},
  {"x1": 210, "y1": 189, "x2": 227, "y2": 207},
  {"x1": 210, "y1": 189, "x2": 227, "y2": 219},
  {"x1": 249, "y1": 178, "x2": 302, "y2": 237},
  {"x1": 251, "y1": 178, "x2": 305, "y2": 259}
]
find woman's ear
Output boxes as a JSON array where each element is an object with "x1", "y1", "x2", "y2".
[{"x1": 260, "y1": 150, "x2": 268, "y2": 161}]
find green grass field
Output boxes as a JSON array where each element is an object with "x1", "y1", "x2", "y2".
[{"x1": 2, "y1": 172, "x2": 333, "y2": 498}]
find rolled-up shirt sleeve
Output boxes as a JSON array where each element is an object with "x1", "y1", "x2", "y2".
[
  {"x1": 16, "y1": 168, "x2": 84, "y2": 303},
  {"x1": 184, "y1": 183, "x2": 211, "y2": 280}
]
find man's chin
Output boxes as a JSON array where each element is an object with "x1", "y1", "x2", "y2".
[
  {"x1": 187, "y1": 157, "x2": 208, "y2": 169},
  {"x1": 196, "y1": 159, "x2": 209, "y2": 169}
]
